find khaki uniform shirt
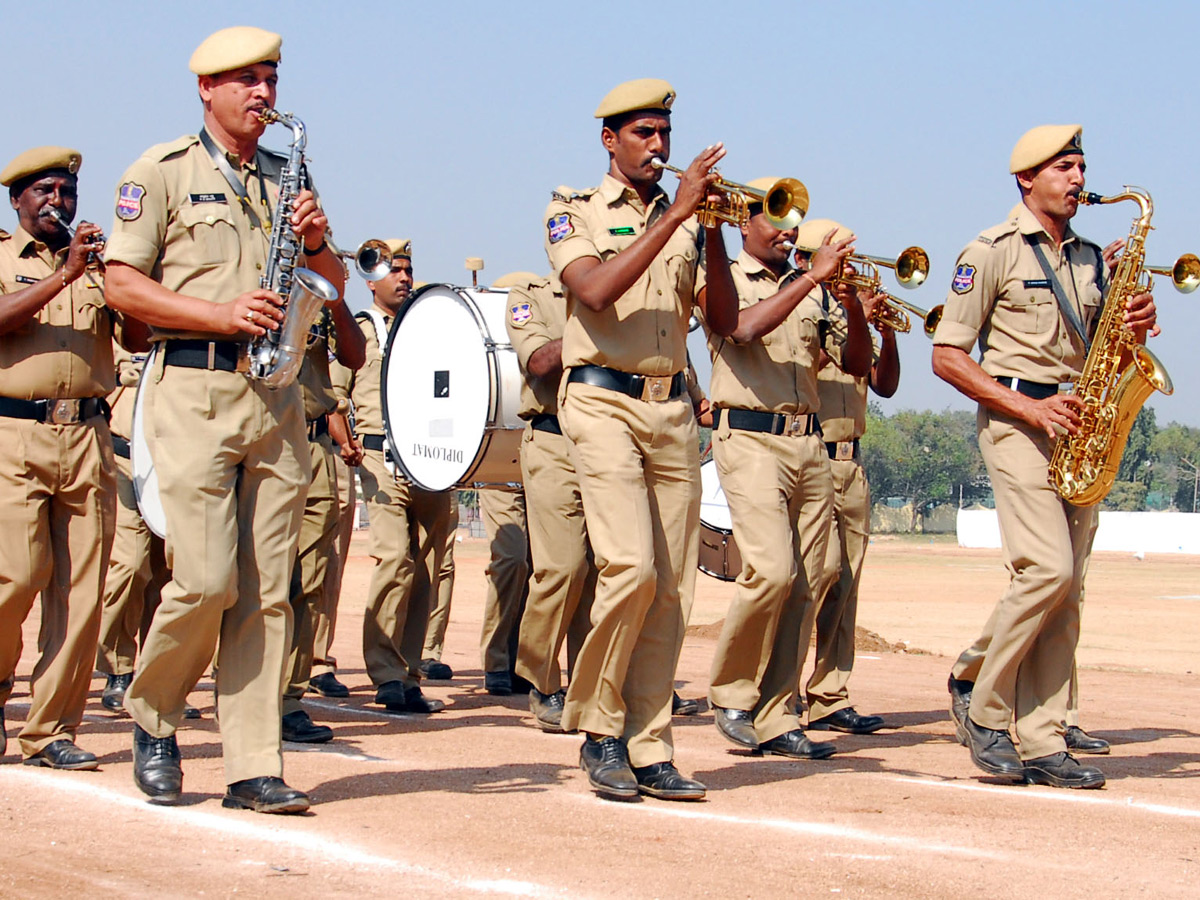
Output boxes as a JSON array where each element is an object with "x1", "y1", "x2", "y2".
[
  {"x1": 543, "y1": 174, "x2": 701, "y2": 375},
  {"x1": 817, "y1": 297, "x2": 871, "y2": 443},
  {"x1": 504, "y1": 275, "x2": 565, "y2": 418},
  {"x1": 701, "y1": 250, "x2": 833, "y2": 415},
  {"x1": 0, "y1": 225, "x2": 114, "y2": 399},
  {"x1": 331, "y1": 307, "x2": 388, "y2": 435},
  {"x1": 107, "y1": 342, "x2": 148, "y2": 440},
  {"x1": 298, "y1": 309, "x2": 338, "y2": 421},
  {"x1": 933, "y1": 203, "x2": 1104, "y2": 382}
]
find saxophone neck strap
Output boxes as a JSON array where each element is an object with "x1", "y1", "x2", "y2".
[
  {"x1": 198, "y1": 127, "x2": 272, "y2": 233},
  {"x1": 1024, "y1": 234, "x2": 1091, "y2": 352}
]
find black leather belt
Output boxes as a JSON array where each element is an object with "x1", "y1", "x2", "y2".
[
  {"x1": 826, "y1": 439, "x2": 860, "y2": 461},
  {"x1": 112, "y1": 435, "x2": 131, "y2": 459},
  {"x1": 530, "y1": 413, "x2": 562, "y2": 435},
  {"x1": 162, "y1": 339, "x2": 249, "y2": 372},
  {"x1": 713, "y1": 407, "x2": 820, "y2": 436},
  {"x1": 996, "y1": 376, "x2": 1060, "y2": 401},
  {"x1": 307, "y1": 417, "x2": 329, "y2": 441},
  {"x1": 0, "y1": 396, "x2": 109, "y2": 425},
  {"x1": 361, "y1": 434, "x2": 387, "y2": 452},
  {"x1": 567, "y1": 365, "x2": 686, "y2": 402}
]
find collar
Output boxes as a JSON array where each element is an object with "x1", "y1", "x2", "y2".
[
  {"x1": 11, "y1": 224, "x2": 63, "y2": 262},
  {"x1": 1015, "y1": 201, "x2": 1078, "y2": 247},
  {"x1": 736, "y1": 248, "x2": 796, "y2": 285},
  {"x1": 203, "y1": 127, "x2": 260, "y2": 173},
  {"x1": 598, "y1": 172, "x2": 667, "y2": 210}
]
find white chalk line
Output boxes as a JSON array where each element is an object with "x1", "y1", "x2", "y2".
[
  {"x1": 892, "y1": 775, "x2": 1200, "y2": 818},
  {"x1": 0, "y1": 768, "x2": 564, "y2": 897}
]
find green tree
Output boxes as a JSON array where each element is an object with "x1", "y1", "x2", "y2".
[
  {"x1": 1101, "y1": 480, "x2": 1147, "y2": 511},
  {"x1": 1149, "y1": 423, "x2": 1200, "y2": 511},
  {"x1": 1116, "y1": 406, "x2": 1157, "y2": 484}
]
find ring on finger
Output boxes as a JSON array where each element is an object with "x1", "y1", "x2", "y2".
[{"x1": 246, "y1": 311, "x2": 255, "y2": 322}]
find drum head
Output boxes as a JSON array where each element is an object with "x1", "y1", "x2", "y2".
[
  {"x1": 382, "y1": 284, "x2": 505, "y2": 491},
  {"x1": 131, "y1": 345, "x2": 168, "y2": 539},
  {"x1": 699, "y1": 459, "x2": 733, "y2": 532}
]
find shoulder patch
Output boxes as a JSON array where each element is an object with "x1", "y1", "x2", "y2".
[
  {"x1": 116, "y1": 182, "x2": 146, "y2": 221},
  {"x1": 952, "y1": 264, "x2": 977, "y2": 294},
  {"x1": 547, "y1": 213, "x2": 573, "y2": 244},
  {"x1": 510, "y1": 301, "x2": 533, "y2": 328}
]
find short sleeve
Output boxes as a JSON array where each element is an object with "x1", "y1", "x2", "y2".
[
  {"x1": 543, "y1": 198, "x2": 599, "y2": 276},
  {"x1": 104, "y1": 157, "x2": 169, "y2": 276},
  {"x1": 933, "y1": 239, "x2": 999, "y2": 352},
  {"x1": 506, "y1": 282, "x2": 557, "y2": 372}
]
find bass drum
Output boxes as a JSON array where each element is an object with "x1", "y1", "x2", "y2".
[
  {"x1": 382, "y1": 284, "x2": 523, "y2": 491},
  {"x1": 130, "y1": 344, "x2": 169, "y2": 539},
  {"x1": 698, "y1": 459, "x2": 742, "y2": 582}
]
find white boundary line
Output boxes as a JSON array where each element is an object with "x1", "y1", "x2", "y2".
[{"x1": 892, "y1": 775, "x2": 1200, "y2": 818}]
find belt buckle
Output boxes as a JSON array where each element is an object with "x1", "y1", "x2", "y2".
[
  {"x1": 835, "y1": 441, "x2": 855, "y2": 461},
  {"x1": 641, "y1": 375, "x2": 672, "y2": 402},
  {"x1": 50, "y1": 399, "x2": 80, "y2": 425},
  {"x1": 236, "y1": 344, "x2": 252, "y2": 375},
  {"x1": 786, "y1": 414, "x2": 806, "y2": 436}
]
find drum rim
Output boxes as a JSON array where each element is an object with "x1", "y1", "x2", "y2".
[{"x1": 130, "y1": 343, "x2": 168, "y2": 539}]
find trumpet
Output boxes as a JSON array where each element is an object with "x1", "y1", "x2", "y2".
[
  {"x1": 326, "y1": 237, "x2": 393, "y2": 282},
  {"x1": 46, "y1": 208, "x2": 105, "y2": 292},
  {"x1": 1145, "y1": 252, "x2": 1200, "y2": 294},
  {"x1": 871, "y1": 294, "x2": 944, "y2": 337},
  {"x1": 650, "y1": 158, "x2": 808, "y2": 230}
]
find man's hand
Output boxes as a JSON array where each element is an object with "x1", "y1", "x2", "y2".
[
  {"x1": 807, "y1": 229, "x2": 856, "y2": 285},
  {"x1": 1102, "y1": 238, "x2": 1125, "y2": 272},
  {"x1": 860, "y1": 291, "x2": 892, "y2": 333},
  {"x1": 340, "y1": 436, "x2": 364, "y2": 467},
  {"x1": 62, "y1": 221, "x2": 105, "y2": 283},
  {"x1": 292, "y1": 189, "x2": 328, "y2": 252},
  {"x1": 223, "y1": 289, "x2": 286, "y2": 336},
  {"x1": 671, "y1": 144, "x2": 726, "y2": 218},
  {"x1": 1026, "y1": 393, "x2": 1085, "y2": 441},
  {"x1": 1124, "y1": 290, "x2": 1159, "y2": 338}
]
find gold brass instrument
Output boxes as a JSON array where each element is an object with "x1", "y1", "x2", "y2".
[
  {"x1": 328, "y1": 237, "x2": 392, "y2": 282},
  {"x1": 1146, "y1": 253, "x2": 1200, "y2": 294},
  {"x1": 871, "y1": 294, "x2": 944, "y2": 337},
  {"x1": 649, "y1": 158, "x2": 808, "y2": 230}
]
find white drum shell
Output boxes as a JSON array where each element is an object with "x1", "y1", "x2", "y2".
[
  {"x1": 699, "y1": 458, "x2": 733, "y2": 532},
  {"x1": 130, "y1": 344, "x2": 169, "y2": 539}
]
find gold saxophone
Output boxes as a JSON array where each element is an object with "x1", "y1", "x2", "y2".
[{"x1": 1048, "y1": 186, "x2": 1173, "y2": 506}]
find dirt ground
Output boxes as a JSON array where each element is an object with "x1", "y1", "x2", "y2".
[{"x1": 2, "y1": 532, "x2": 1197, "y2": 898}]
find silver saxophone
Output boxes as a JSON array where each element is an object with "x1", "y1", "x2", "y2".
[{"x1": 250, "y1": 108, "x2": 339, "y2": 388}]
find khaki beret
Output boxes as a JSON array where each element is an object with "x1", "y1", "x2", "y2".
[
  {"x1": 189, "y1": 26, "x2": 282, "y2": 76},
  {"x1": 792, "y1": 217, "x2": 853, "y2": 252},
  {"x1": 385, "y1": 239, "x2": 411, "y2": 260},
  {"x1": 1, "y1": 146, "x2": 82, "y2": 187},
  {"x1": 745, "y1": 177, "x2": 782, "y2": 195},
  {"x1": 492, "y1": 271, "x2": 539, "y2": 289},
  {"x1": 594, "y1": 78, "x2": 676, "y2": 119},
  {"x1": 1010, "y1": 124, "x2": 1083, "y2": 174}
]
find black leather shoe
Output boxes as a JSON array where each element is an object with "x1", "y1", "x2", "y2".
[
  {"x1": 183, "y1": 705, "x2": 201, "y2": 719},
  {"x1": 580, "y1": 735, "x2": 638, "y2": 799},
  {"x1": 1064, "y1": 725, "x2": 1110, "y2": 755},
  {"x1": 133, "y1": 724, "x2": 182, "y2": 803},
  {"x1": 222, "y1": 776, "x2": 310, "y2": 813},
  {"x1": 102, "y1": 673, "x2": 133, "y2": 713},
  {"x1": 309, "y1": 672, "x2": 351, "y2": 698},
  {"x1": 529, "y1": 688, "x2": 567, "y2": 733},
  {"x1": 672, "y1": 692, "x2": 699, "y2": 717},
  {"x1": 510, "y1": 672, "x2": 533, "y2": 695},
  {"x1": 756, "y1": 728, "x2": 836, "y2": 760},
  {"x1": 631, "y1": 761, "x2": 706, "y2": 801},
  {"x1": 962, "y1": 717, "x2": 1023, "y2": 778},
  {"x1": 282, "y1": 710, "x2": 333, "y2": 744},
  {"x1": 1022, "y1": 752, "x2": 1106, "y2": 789},
  {"x1": 948, "y1": 676, "x2": 973, "y2": 745},
  {"x1": 375, "y1": 681, "x2": 446, "y2": 714},
  {"x1": 713, "y1": 706, "x2": 758, "y2": 748},
  {"x1": 418, "y1": 659, "x2": 454, "y2": 681},
  {"x1": 809, "y1": 707, "x2": 886, "y2": 734},
  {"x1": 23, "y1": 739, "x2": 99, "y2": 771},
  {"x1": 485, "y1": 670, "x2": 512, "y2": 696}
]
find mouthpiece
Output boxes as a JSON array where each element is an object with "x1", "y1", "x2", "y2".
[
  {"x1": 1077, "y1": 191, "x2": 1104, "y2": 205},
  {"x1": 650, "y1": 158, "x2": 665, "y2": 170}
]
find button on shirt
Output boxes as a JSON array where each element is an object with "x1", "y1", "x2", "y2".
[
  {"x1": 543, "y1": 174, "x2": 700, "y2": 375},
  {"x1": 504, "y1": 275, "x2": 565, "y2": 419}
]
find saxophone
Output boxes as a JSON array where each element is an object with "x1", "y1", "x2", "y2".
[
  {"x1": 249, "y1": 109, "x2": 339, "y2": 389},
  {"x1": 1048, "y1": 187, "x2": 1174, "y2": 506}
]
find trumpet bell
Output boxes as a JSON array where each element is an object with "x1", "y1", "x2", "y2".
[
  {"x1": 764, "y1": 178, "x2": 808, "y2": 231},
  {"x1": 354, "y1": 239, "x2": 393, "y2": 282},
  {"x1": 894, "y1": 246, "x2": 930, "y2": 288},
  {"x1": 1171, "y1": 253, "x2": 1200, "y2": 293},
  {"x1": 923, "y1": 304, "x2": 944, "y2": 337}
]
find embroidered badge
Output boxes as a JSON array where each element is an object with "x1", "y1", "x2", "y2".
[
  {"x1": 952, "y1": 263, "x2": 976, "y2": 294},
  {"x1": 547, "y1": 213, "x2": 573, "y2": 244},
  {"x1": 510, "y1": 302, "x2": 532, "y2": 327},
  {"x1": 116, "y1": 182, "x2": 146, "y2": 221}
]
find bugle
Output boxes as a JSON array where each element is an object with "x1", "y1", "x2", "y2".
[
  {"x1": 46, "y1": 208, "x2": 105, "y2": 293},
  {"x1": 1145, "y1": 253, "x2": 1200, "y2": 294},
  {"x1": 327, "y1": 237, "x2": 393, "y2": 282},
  {"x1": 650, "y1": 158, "x2": 808, "y2": 230}
]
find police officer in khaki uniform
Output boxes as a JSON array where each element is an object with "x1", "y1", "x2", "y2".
[
  {"x1": 477, "y1": 488, "x2": 531, "y2": 695},
  {"x1": 545, "y1": 78, "x2": 738, "y2": 801},
  {"x1": 701, "y1": 196, "x2": 866, "y2": 759},
  {"x1": 330, "y1": 239, "x2": 450, "y2": 715},
  {"x1": 787, "y1": 220, "x2": 897, "y2": 734},
  {"x1": 419, "y1": 492, "x2": 457, "y2": 681},
  {"x1": 505, "y1": 272, "x2": 597, "y2": 732},
  {"x1": 933, "y1": 125, "x2": 1157, "y2": 789},
  {"x1": 0, "y1": 146, "x2": 118, "y2": 769},
  {"x1": 103, "y1": 27, "x2": 347, "y2": 812}
]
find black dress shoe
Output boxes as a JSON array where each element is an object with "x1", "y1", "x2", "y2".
[
  {"x1": 631, "y1": 761, "x2": 706, "y2": 801},
  {"x1": 529, "y1": 688, "x2": 567, "y2": 733},
  {"x1": 133, "y1": 724, "x2": 182, "y2": 803},
  {"x1": 183, "y1": 705, "x2": 202, "y2": 719},
  {"x1": 222, "y1": 776, "x2": 310, "y2": 813},
  {"x1": 756, "y1": 728, "x2": 836, "y2": 760},
  {"x1": 102, "y1": 673, "x2": 133, "y2": 713},
  {"x1": 23, "y1": 739, "x2": 99, "y2": 771},
  {"x1": 509, "y1": 672, "x2": 533, "y2": 695},
  {"x1": 375, "y1": 681, "x2": 446, "y2": 714},
  {"x1": 962, "y1": 717, "x2": 1023, "y2": 778},
  {"x1": 1064, "y1": 725, "x2": 1110, "y2": 755},
  {"x1": 948, "y1": 675, "x2": 974, "y2": 746},
  {"x1": 282, "y1": 710, "x2": 333, "y2": 744},
  {"x1": 580, "y1": 735, "x2": 638, "y2": 799},
  {"x1": 309, "y1": 672, "x2": 351, "y2": 698},
  {"x1": 1022, "y1": 752, "x2": 1106, "y2": 789},
  {"x1": 418, "y1": 659, "x2": 454, "y2": 681},
  {"x1": 713, "y1": 706, "x2": 758, "y2": 748},
  {"x1": 485, "y1": 670, "x2": 512, "y2": 696},
  {"x1": 809, "y1": 707, "x2": 886, "y2": 734},
  {"x1": 672, "y1": 692, "x2": 699, "y2": 717}
]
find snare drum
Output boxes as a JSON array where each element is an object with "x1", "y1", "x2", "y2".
[
  {"x1": 130, "y1": 344, "x2": 169, "y2": 539},
  {"x1": 698, "y1": 459, "x2": 742, "y2": 582},
  {"x1": 382, "y1": 284, "x2": 524, "y2": 491}
]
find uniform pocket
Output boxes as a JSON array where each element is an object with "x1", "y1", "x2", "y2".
[{"x1": 176, "y1": 203, "x2": 238, "y2": 267}]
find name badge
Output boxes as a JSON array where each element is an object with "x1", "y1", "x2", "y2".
[
  {"x1": 189, "y1": 193, "x2": 228, "y2": 204},
  {"x1": 14, "y1": 274, "x2": 38, "y2": 284},
  {"x1": 608, "y1": 227, "x2": 636, "y2": 236},
  {"x1": 1022, "y1": 279, "x2": 1051, "y2": 289}
]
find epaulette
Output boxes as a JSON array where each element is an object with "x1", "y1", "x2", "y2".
[
  {"x1": 353, "y1": 310, "x2": 373, "y2": 321},
  {"x1": 0, "y1": 229, "x2": 10, "y2": 242},
  {"x1": 975, "y1": 219, "x2": 1018, "y2": 248},
  {"x1": 146, "y1": 134, "x2": 199, "y2": 163},
  {"x1": 550, "y1": 185, "x2": 596, "y2": 203}
]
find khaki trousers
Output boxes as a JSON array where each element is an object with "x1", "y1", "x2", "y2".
[
  {"x1": 125, "y1": 363, "x2": 307, "y2": 785},
  {"x1": 311, "y1": 452, "x2": 356, "y2": 679},
  {"x1": 97, "y1": 452, "x2": 169, "y2": 676},
  {"x1": 805, "y1": 456, "x2": 870, "y2": 720},
  {"x1": 951, "y1": 408, "x2": 1096, "y2": 760},
  {"x1": 422, "y1": 492, "x2": 458, "y2": 663},
  {"x1": 515, "y1": 426, "x2": 596, "y2": 694},
  {"x1": 709, "y1": 426, "x2": 834, "y2": 743},
  {"x1": 283, "y1": 433, "x2": 340, "y2": 715},
  {"x1": 359, "y1": 448, "x2": 450, "y2": 687},
  {"x1": 478, "y1": 488, "x2": 530, "y2": 673},
  {"x1": 559, "y1": 383, "x2": 699, "y2": 768},
  {"x1": 0, "y1": 415, "x2": 116, "y2": 758}
]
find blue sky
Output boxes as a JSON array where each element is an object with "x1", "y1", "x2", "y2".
[{"x1": 6, "y1": 0, "x2": 1197, "y2": 424}]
